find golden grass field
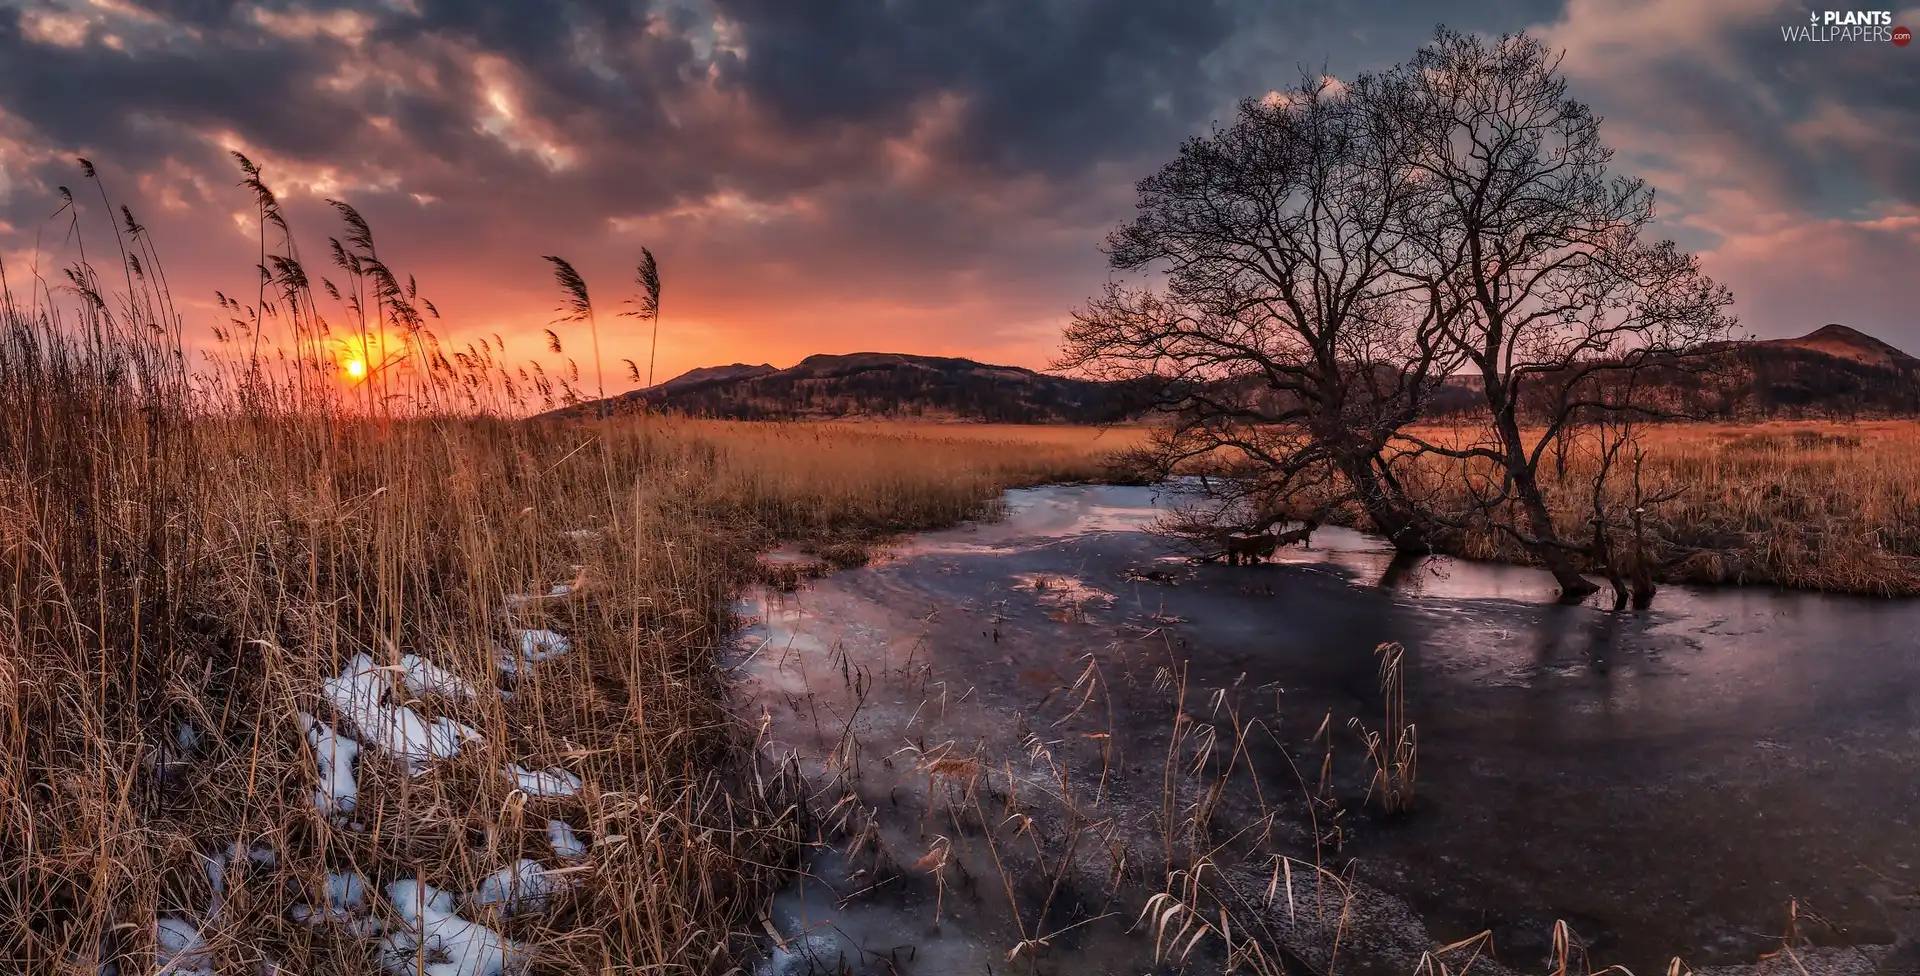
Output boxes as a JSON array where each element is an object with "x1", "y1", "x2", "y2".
[
  {"x1": 6, "y1": 299, "x2": 1916, "y2": 976},
  {"x1": 803, "y1": 418, "x2": 1920, "y2": 595},
  {"x1": 9, "y1": 161, "x2": 1906, "y2": 975},
  {"x1": 818, "y1": 418, "x2": 1158, "y2": 450},
  {"x1": 1398, "y1": 420, "x2": 1920, "y2": 595},
  {"x1": 0, "y1": 351, "x2": 1127, "y2": 975},
  {"x1": 906, "y1": 418, "x2": 1920, "y2": 596}
]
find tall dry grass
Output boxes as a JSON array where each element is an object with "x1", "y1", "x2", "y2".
[
  {"x1": 1395, "y1": 422, "x2": 1920, "y2": 596},
  {"x1": 684, "y1": 419, "x2": 1128, "y2": 546},
  {"x1": 0, "y1": 254, "x2": 1121, "y2": 973}
]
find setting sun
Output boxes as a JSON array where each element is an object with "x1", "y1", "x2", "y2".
[{"x1": 343, "y1": 358, "x2": 366, "y2": 379}]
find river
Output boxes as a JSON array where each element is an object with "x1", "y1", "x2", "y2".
[{"x1": 731, "y1": 483, "x2": 1920, "y2": 976}]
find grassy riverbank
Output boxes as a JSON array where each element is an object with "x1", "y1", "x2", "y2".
[
  {"x1": 1392, "y1": 421, "x2": 1920, "y2": 597},
  {"x1": 1092, "y1": 418, "x2": 1920, "y2": 598},
  {"x1": 753, "y1": 419, "x2": 1920, "y2": 597},
  {"x1": 0, "y1": 331, "x2": 1124, "y2": 976},
  {"x1": 6, "y1": 296, "x2": 1908, "y2": 974}
]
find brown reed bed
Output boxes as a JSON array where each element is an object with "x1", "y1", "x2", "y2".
[
  {"x1": 1389, "y1": 422, "x2": 1920, "y2": 597},
  {"x1": 0, "y1": 296, "x2": 1121, "y2": 974}
]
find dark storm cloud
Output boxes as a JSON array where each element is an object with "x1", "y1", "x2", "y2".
[
  {"x1": 1543, "y1": 0, "x2": 1920, "y2": 219},
  {"x1": 0, "y1": 0, "x2": 1336, "y2": 354},
  {"x1": 0, "y1": 0, "x2": 1907, "y2": 381},
  {"x1": 0, "y1": 0, "x2": 1559, "y2": 225},
  {"x1": 0, "y1": 10, "x2": 356, "y2": 158},
  {"x1": 704, "y1": 0, "x2": 1241, "y2": 177},
  {"x1": 1536, "y1": 0, "x2": 1920, "y2": 347}
]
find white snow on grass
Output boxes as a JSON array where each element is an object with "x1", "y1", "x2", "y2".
[
  {"x1": 494, "y1": 629, "x2": 574, "y2": 695},
  {"x1": 200, "y1": 841, "x2": 279, "y2": 914},
  {"x1": 154, "y1": 842, "x2": 279, "y2": 976},
  {"x1": 492, "y1": 646, "x2": 523, "y2": 682},
  {"x1": 469, "y1": 859, "x2": 566, "y2": 916},
  {"x1": 154, "y1": 719, "x2": 200, "y2": 785},
  {"x1": 324, "y1": 653, "x2": 480, "y2": 776},
  {"x1": 400, "y1": 653, "x2": 480, "y2": 703},
  {"x1": 379, "y1": 880, "x2": 525, "y2": 976},
  {"x1": 546, "y1": 820, "x2": 586, "y2": 860},
  {"x1": 502, "y1": 763, "x2": 580, "y2": 798},
  {"x1": 290, "y1": 870, "x2": 382, "y2": 939},
  {"x1": 298, "y1": 712, "x2": 361, "y2": 818},
  {"x1": 515, "y1": 629, "x2": 571, "y2": 662},
  {"x1": 154, "y1": 916, "x2": 212, "y2": 975}
]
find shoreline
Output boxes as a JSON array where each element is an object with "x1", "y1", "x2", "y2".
[{"x1": 729, "y1": 482, "x2": 1916, "y2": 975}]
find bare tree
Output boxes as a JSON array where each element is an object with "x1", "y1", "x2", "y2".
[
  {"x1": 1384, "y1": 29, "x2": 1735, "y2": 601},
  {"x1": 1061, "y1": 30, "x2": 1732, "y2": 601},
  {"x1": 1060, "y1": 73, "x2": 1462, "y2": 552}
]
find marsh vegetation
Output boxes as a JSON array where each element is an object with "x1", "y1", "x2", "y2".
[
  {"x1": 0, "y1": 161, "x2": 1123, "y2": 974},
  {"x1": 3, "y1": 22, "x2": 1915, "y2": 976}
]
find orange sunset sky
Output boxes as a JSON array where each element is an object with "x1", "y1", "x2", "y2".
[{"x1": 1, "y1": 0, "x2": 1914, "y2": 396}]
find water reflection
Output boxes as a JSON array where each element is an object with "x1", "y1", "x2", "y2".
[{"x1": 734, "y1": 482, "x2": 1920, "y2": 976}]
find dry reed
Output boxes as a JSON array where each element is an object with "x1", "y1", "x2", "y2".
[
  {"x1": 0, "y1": 186, "x2": 1122, "y2": 974},
  {"x1": 1393, "y1": 422, "x2": 1920, "y2": 596}
]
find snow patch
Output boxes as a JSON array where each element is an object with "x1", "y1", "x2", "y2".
[
  {"x1": 503, "y1": 763, "x2": 580, "y2": 797},
  {"x1": 547, "y1": 819, "x2": 586, "y2": 860},
  {"x1": 494, "y1": 629, "x2": 574, "y2": 691},
  {"x1": 298, "y1": 711, "x2": 361, "y2": 818},
  {"x1": 201, "y1": 841, "x2": 279, "y2": 914},
  {"x1": 154, "y1": 720, "x2": 200, "y2": 785},
  {"x1": 379, "y1": 880, "x2": 525, "y2": 976},
  {"x1": 470, "y1": 859, "x2": 566, "y2": 916},
  {"x1": 515, "y1": 629, "x2": 571, "y2": 662},
  {"x1": 154, "y1": 916, "x2": 212, "y2": 975},
  {"x1": 324, "y1": 653, "x2": 479, "y2": 776},
  {"x1": 401, "y1": 653, "x2": 480, "y2": 703},
  {"x1": 290, "y1": 870, "x2": 382, "y2": 938},
  {"x1": 504, "y1": 583, "x2": 574, "y2": 612}
]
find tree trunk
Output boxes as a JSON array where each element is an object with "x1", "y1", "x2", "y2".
[
  {"x1": 1512, "y1": 466, "x2": 1598, "y2": 602},
  {"x1": 1485, "y1": 398, "x2": 1598, "y2": 603},
  {"x1": 1337, "y1": 452, "x2": 1432, "y2": 554},
  {"x1": 1539, "y1": 546, "x2": 1597, "y2": 602},
  {"x1": 1376, "y1": 551, "x2": 1424, "y2": 590},
  {"x1": 1368, "y1": 500, "x2": 1433, "y2": 554},
  {"x1": 1629, "y1": 503, "x2": 1657, "y2": 608}
]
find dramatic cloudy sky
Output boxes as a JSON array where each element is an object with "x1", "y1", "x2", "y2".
[{"x1": 0, "y1": 0, "x2": 1914, "y2": 393}]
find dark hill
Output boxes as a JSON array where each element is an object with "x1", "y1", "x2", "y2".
[
  {"x1": 554, "y1": 352, "x2": 1154, "y2": 423},
  {"x1": 549, "y1": 326, "x2": 1920, "y2": 423},
  {"x1": 1755, "y1": 323, "x2": 1916, "y2": 369},
  {"x1": 1706, "y1": 324, "x2": 1920, "y2": 417},
  {"x1": 1424, "y1": 324, "x2": 1920, "y2": 420},
  {"x1": 654, "y1": 362, "x2": 778, "y2": 391}
]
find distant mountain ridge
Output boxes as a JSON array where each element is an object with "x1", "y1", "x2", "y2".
[
  {"x1": 560, "y1": 351, "x2": 1154, "y2": 423},
  {"x1": 549, "y1": 326, "x2": 1920, "y2": 422},
  {"x1": 1712, "y1": 324, "x2": 1920, "y2": 416},
  {"x1": 653, "y1": 363, "x2": 779, "y2": 391},
  {"x1": 1754, "y1": 323, "x2": 1916, "y2": 369}
]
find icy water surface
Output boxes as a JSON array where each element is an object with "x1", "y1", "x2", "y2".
[{"x1": 731, "y1": 484, "x2": 1920, "y2": 976}]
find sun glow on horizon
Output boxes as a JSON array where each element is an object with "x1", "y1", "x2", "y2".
[{"x1": 343, "y1": 358, "x2": 367, "y2": 379}]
